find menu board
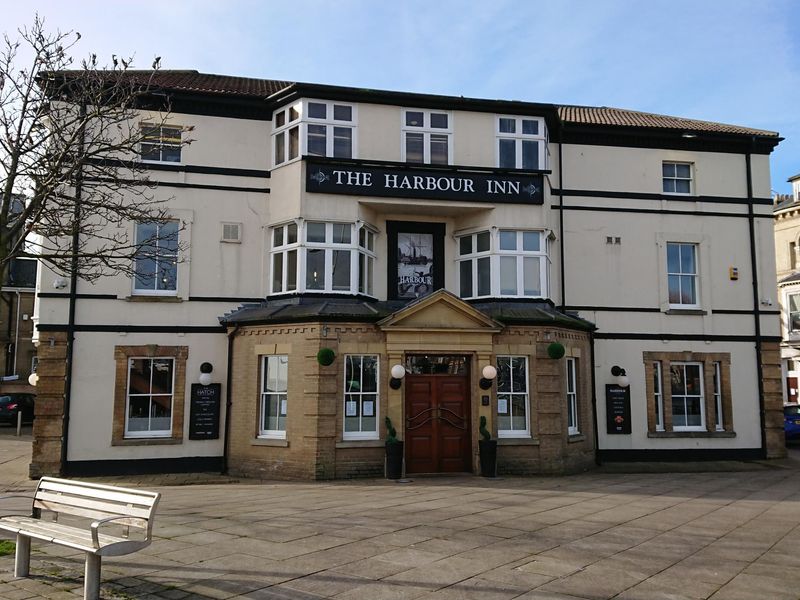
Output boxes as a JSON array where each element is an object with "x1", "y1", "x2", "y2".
[
  {"x1": 189, "y1": 383, "x2": 222, "y2": 440},
  {"x1": 605, "y1": 384, "x2": 631, "y2": 435}
]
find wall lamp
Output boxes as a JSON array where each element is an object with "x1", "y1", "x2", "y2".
[
  {"x1": 199, "y1": 362, "x2": 213, "y2": 386},
  {"x1": 389, "y1": 364, "x2": 406, "y2": 390},
  {"x1": 611, "y1": 365, "x2": 630, "y2": 388},
  {"x1": 479, "y1": 365, "x2": 497, "y2": 390}
]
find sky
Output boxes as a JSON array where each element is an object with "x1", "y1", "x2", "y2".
[{"x1": 3, "y1": 0, "x2": 799, "y2": 193}]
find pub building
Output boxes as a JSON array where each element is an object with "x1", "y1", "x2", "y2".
[{"x1": 29, "y1": 72, "x2": 786, "y2": 479}]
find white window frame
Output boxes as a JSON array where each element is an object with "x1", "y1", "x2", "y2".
[
  {"x1": 666, "y1": 242, "x2": 699, "y2": 309},
  {"x1": 343, "y1": 355, "x2": 380, "y2": 441},
  {"x1": 259, "y1": 355, "x2": 288, "y2": 439},
  {"x1": 124, "y1": 357, "x2": 174, "y2": 439},
  {"x1": 495, "y1": 115, "x2": 547, "y2": 170},
  {"x1": 132, "y1": 220, "x2": 179, "y2": 296},
  {"x1": 662, "y1": 161, "x2": 693, "y2": 195},
  {"x1": 139, "y1": 123, "x2": 182, "y2": 164},
  {"x1": 566, "y1": 357, "x2": 579, "y2": 435},
  {"x1": 788, "y1": 291, "x2": 800, "y2": 333},
  {"x1": 272, "y1": 99, "x2": 357, "y2": 167},
  {"x1": 497, "y1": 355, "x2": 530, "y2": 438},
  {"x1": 713, "y1": 361, "x2": 723, "y2": 431},
  {"x1": 401, "y1": 108, "x2": 453, "y2": 165},
  {"x1": 670, "y1": 361, "x2": 706, "y2": 432},
  {"x1": 270, "y1": 220, "x2": 377, "y2": 297},
  {"x1": 653, "y1": 361, "x2": 665, "y2": 431},
  {"x1": 457, "y1": 229, "x2": 549, "y2": 300}
]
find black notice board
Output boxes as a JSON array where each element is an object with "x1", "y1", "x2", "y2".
[
  {"x1": 605, "y1": 385, "x2": 631, "y2": 435},
  {"x1": 189, "y1": 383, "x2": 222, "y2": 440}
]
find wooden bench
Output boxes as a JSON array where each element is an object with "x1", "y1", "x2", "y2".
[{"x1": 0, "y1": 477, "x2": 160, "y2": 600}]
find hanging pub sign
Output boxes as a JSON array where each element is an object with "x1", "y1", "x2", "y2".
[
  {"x1": 605, "y1": 384, "x2": 631, "y2": 435},
  {"x1": 305, "y1": 159, "x2": 543, "y2": 204},
  {"x1": 189, "y1": 383, "x2": 222, "y2": 440},
  {"x1": 387, "y1": 221, "x2": 444, "y2": 300}
]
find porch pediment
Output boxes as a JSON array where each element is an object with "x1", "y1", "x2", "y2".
[{"x1": 378, "y1": 290, "x2": 503, "y2": 332}]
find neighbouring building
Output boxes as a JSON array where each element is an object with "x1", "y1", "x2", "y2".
[
  {"x1": 774, "y1": 176, "x2": 800, "y2": 405},
  {"x1": 30, "y1": 71, "x2": 786, "y2": 479}
]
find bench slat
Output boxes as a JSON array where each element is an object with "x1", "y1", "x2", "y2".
[
  {"x1": 33, "y1": 501, "x2": 150, "y2": 527},
  {"x1": 34, "y1": 491, "x2": 153, "y2": 520},
  {"x1": 0, "y1": 516, "x2": 124, "y2": 548},
  {"x1": 37, "y1": 479, "x2": 158, "y2": 508}
]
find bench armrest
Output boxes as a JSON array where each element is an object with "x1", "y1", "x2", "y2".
[{"x1": 90, "y1": 516, "x2": 150, "y2": 549}]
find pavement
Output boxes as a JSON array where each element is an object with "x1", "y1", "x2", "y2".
[{"x1": 1, "y1": 424, "x2": 800, "y2": 599}]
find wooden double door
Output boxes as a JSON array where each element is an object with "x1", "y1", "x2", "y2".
[{"x1": 405, "y1": 374, "x2": 471, "y2": 474}]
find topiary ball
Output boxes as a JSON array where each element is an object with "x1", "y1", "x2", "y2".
[
  {"x1": 317, "y1": 348, "x2": 336, "y2": 366},
  {"x1": 547, "y1": 342, "x2": 566, "y2": 360}
]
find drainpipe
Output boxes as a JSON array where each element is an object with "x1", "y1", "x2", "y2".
[
  {"x1": 558, "y1": 125, "x2": 566, "y2": 311},
  {"x1": 590, "y1": 332, "x2": 600, "y2": 465},
  {"x1": 221, "y1": 323, "x2": 240, "y2": 474},
  {"x1": 12, "y1": 290, "x2": 20, "y2": 375},
  {"x1": 61, "y1": 102, "x2": 87, "y2": 476},
  {"x1": 745, "y1": 148, "x2": 766, "y2": 458}
]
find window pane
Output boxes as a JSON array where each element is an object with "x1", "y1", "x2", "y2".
[
  {"x1": 405, "y1": 111, "x2": 424, "y2": 127},
  {"x1": 522, "y1": 231, "x2": 540, "y2": 251},
  {"x1": 521, "y1": 140, "x2": 538, "y2": 169},
  {"x1": 289, "y1": 106, "x2": 299, "y2": 121},
  {"x1": 272, "y1": 253, "x2": 283, "y2": 292},
  {"x1": 140, "y1": 143, "x2": 161, "y2": 161},
  {"x1": 286, "y1": 249, "x2": 297, "y2": 291},
  {"x1": 668, "y1": 274, "x2": 681, "y2": 304},
  {"x1": 430, "y1": 113, "x2": 448, "y2": 128},
  {"x1": 333, "y1": 105, "x2": 352, "y2": 121},
  {"x1": 332, "y1": 223, "x2": 351, "y2": 244},
  {"x1": 675, "y1": 179, "x2": 690, "y2": 193},
  {"x1": 791, "y1": 294, "x2": 800, "y2": 312},
  {"x1": 498, "y1": 139, "x2": 515, "y2": 168},
  {"x1": 685, "y1": 397, "x2": 703, "y2": 426},
  {"x1": 273, "y1": 227, "x2": 284, "y2": 247},
  {"x1": 156, "y1": 258, "x2": 177, "y2": 291},
  {"x1": 476, "y1": 231, "x2": 490, "y2": 252},
  {"x1": 307, "y1": 222, "x2": 326, "y2": 243},
  {"x1": 663, "y1": 179, "x2": 676, "y2": 193},
  {"x1": 676, "y1": 164, "x2": 691, "y2": 178},
  {"x1": 134, "y1": 256, "x2": 156, "y2": 290},
  {"x1": 671, "y1": 365, "x2": 686, "y2": 396},
  {"x1": 500, "y1": 256, "x2": 517, "y2": 295},
  {"x1": 288, "y1": 126, "x2": 299, "y2": 160},
  {"x1": 499, "y1": 231, "x2": 516, "y2": 250},
  {"x1": 275, "y1": 111, "x2": 285, "y2": 128},
  {"x1": 460, "y1": 261, "x2": 472, "y2": 298},
  {"x1": 151, "y1": 360, "x2": 173, "y2": 394},
  {"x1": 160, "y1": 221, "x2": 179, "y2": 252},
  {"x1": 136, "y1": 222, "x2": 157, "y2": 247},
  {"x1": 511, "y1": 357, "x2": 526, "y2": 392},
  {"x1": 405, "y1": 132, "x2": 424, "y2": 163},
  {"x1": 685, "y1": 364, "x2": 701, "y2": 393},
  {"x1": 430, "y1": 134, "x2": 448, "y2": 164},
  {"x1": 523, "y1": 257, "x2": 540, "y2": 296},
  {"x1": 306, "y1": 248, "x2": 325, "y2": 289},
  {"x1": 663, "y1": 163, "x2": 676, "y2": 177},
  {"x1": 459, "y1": 236, "x2": 472, "y2": 256},
  {"x1": 667, "y1": 243, "x2": 680, "y2": 273},
  {"x1": 477, "y1": 257, "x2": 491, "y2": 296},
  {"x1": 358, "y1": 253, "x2": 366, "y2": 294},
  {"x1": 287, "y1": 223, "x2": 298, "y2": 244},
  {"x1": 307, "y1": 124, "x2": 326, "y2": 156},
  {"x1": 362, "y1": 356, "x2": 377, "y2": 392},
  {"x1": 308, "y1": 102, "x2": 326, "y2": 119},
  {"x1": 499, "y1": 118, "x2": 515, "y2": 133},
  {"x1": 672, "y1": 398, "x2": 687, "y2": 428},
  {"x1": 127, "y1": 397, "x2": 151, "y2": 431},
  {"x1": 333, "y1": 127, "x2": 352, "y2": 158},
  {"x1": 497, "y1": 358, "x2": 511, "y2": 393},
  {"x1": 681, "y1": 275, "x2": 696, "y2": 304},
  {"x1": 161, "y1": 146, "x2": 181, "y2": 162},
  {"x1": 128, "y1": 359, "x2": 151, "y2": 395},
  {"x1": 274, "y1": 132, "x2": 285, "y2": 164},
  {"x1": 511, "y1": 395, "x2": 527, "y2": 430},
  {"x1": 366, "y1": 256, "x2": 373, "y2": 295},
  {"x1": 344, "y1": 394, "x2": 360, "y2": 432},
  {"x1": 522, "y1": 119, "x2": 538, "y2": 135},
  {"x1": 332, "y1": 250, "x2": 351, "y2": 290}
]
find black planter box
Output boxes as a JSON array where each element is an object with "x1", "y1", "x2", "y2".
[
  {"x1": 385, "y1": 441, "x2": 404, "y2": 479},
  {"x1": 479, "y1": 439, "x2": 497, "y2": 478}
]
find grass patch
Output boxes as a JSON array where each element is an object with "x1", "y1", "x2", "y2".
[{"x1": 0, "y1": 540, "x2": 15, "y2": 556}]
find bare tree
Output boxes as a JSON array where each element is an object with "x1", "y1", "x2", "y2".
[{"x1": 0, "y1": 15, "x2": 191, "y2": 284}]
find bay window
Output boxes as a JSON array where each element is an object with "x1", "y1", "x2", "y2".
[
  {"x1": 270, "y1": 221, "x2": 376, "y2": 296},
  {"x1": 457, "y1": 230, "x2": 548, "y2": 299},
  {"x1": 272, "y1": 100, "x2": 356, "y2": 166}
]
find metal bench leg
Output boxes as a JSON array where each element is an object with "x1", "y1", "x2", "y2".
[
  {"x1": 14, "y1": 534, "x2": 30, "y2": 577},
  {"x1": 84, "y1": 553, "x2": 101, "y2": 600}
]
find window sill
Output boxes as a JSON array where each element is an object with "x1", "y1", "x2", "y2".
[
  {"x1": 498, "y1": 437, "x2": 539, "y2": 446},
  {"x1": 336, "y1": 439, "x2": 384, "y2": 449},
  {"x1": 568, "y1": 434, "x2": 586, "y2": 443},
  {"x1": 113, "y1": 437, "x2": 182, "y2": 446},
  {"x1": 126, "y1": 295, "x2": 183, "y2": 303},
  {"x1": 647, "y1": 431, "x2": 736, "y2": 439},
  {"x1": 251, "y1": 438, "x2": 289, "y2": 447},
  {"x1": 665, "y1": 308, "x2": 706, "y2": 315}
]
